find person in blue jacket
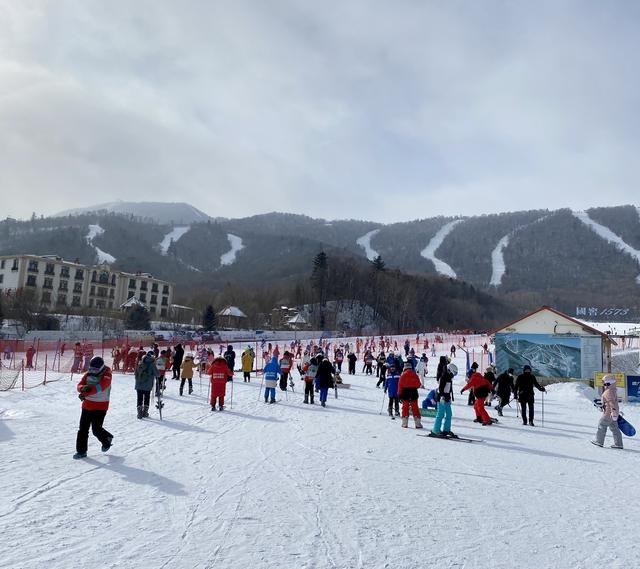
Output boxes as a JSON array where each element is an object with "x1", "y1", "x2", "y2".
[
  {"x1": 385, "y1": 362, "x2": 400, "y2": 417},
  {"x1": 422, "y1": 388, "x2": 438, "y2": 409},
  {"x1": 263, "y1": 356, "x2": 281, "y2": 404}
]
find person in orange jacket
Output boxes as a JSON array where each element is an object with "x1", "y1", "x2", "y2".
[
  {"x1": 461, "y1": 370, "x2": 495, "y2": 425},
  {"x1": 208, "y1": 356, "x2": 232, "y2": 411},
  {"x1": 398, "y1": 362, "x2": 423, "y2": 429}
]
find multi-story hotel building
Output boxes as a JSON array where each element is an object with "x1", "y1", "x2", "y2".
[{"x1": 0, "y1": 254, "x2": 175, "y2": 318}]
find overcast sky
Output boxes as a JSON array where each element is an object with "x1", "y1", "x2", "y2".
[{"x1": 1, "y1": 1, "x2": 639, "y2": 223}]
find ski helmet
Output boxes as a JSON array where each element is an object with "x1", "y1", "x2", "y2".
[{"x1": 88, "y1": 356, "x2": 105, "y2": 374}]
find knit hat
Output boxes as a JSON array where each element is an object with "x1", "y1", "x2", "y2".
[
  {"x1": 603, "y1": 375, "x2": 616, "y2": 385},
  {"x1": 403, "y1": 361, "x2": 413, "y2": 370}
]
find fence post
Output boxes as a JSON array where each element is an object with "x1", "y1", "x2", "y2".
[
  {"x1": 44, "y1": 355, "x2": 48, "y2": 385},
  {"x1": 21, "y1": 360, "x2": 25, "y2": 391}
]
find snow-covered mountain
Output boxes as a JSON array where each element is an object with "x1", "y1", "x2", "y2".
[{"x1": 56, "y1": 201, "x2": 212, "y2": 225}]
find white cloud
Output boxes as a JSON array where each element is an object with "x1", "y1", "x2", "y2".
[{"x1": 0, "y1": 0, "x2": 639, "y2": 222}]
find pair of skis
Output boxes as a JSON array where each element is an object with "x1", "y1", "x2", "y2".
[
  {"x1": 417, "y1": 433, "x2": 483, "y2": 443},
  {"x1": 155, "y1": 377, "x2": 164, "y2": 421}
]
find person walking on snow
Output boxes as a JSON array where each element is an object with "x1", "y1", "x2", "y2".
[
  {"x1": 279, "y1": 351, "x2": 293, "y2": 391},
  {"x1": 363, "y1": 350, "x2": 374, "y2": 375},
  {"x1": 241, "y1": 346, "x2": 254, "y2": 382},
  {"x1": 334, "y1": 348, "x2": 344, "y2": 372},
  {"x1": 514, "y1": 365, "x2": 545, "y2": 426},
  {"x1": 315, "y1": 356, "x2": 336, "y2": 407},
  {"x1": 398, "y1": 362, "x2": 423, "y2": 429},
  {"x1": 74, "y1": 356, "x2": 113, "y2": 459},
  {"x1": 224, "y1": 345, "x2": 236, "y2": 381},
  {"x1": 431, "y1": 362, "x2": 456, "y2": 437},
  {"x1": 347, "y1": 351, "x2": 357, "y2": 375},
  {"x1": 135, "y1": 351, "x2": 158, "y2": 419},
  {"x1": 493, "y1": 368, "x2": 515, "y2": 416},
  {"x1": 208, "y1": 356, "x2": 233, "y2": 411},
  {"x1": 461, "y1": 370, "x2": 495, "y2": 426},
  {"x1": 172, "y1": 343, "x2": 184, "y2": 380},
  {"x1": 302, "y1": 357, "x2": 318, "y2": 404},
  {"x1": 263, "y1": 356, "x2": 281, "y2": 404},
  {"x1": 591, "y1": 375, "x2": 623, "y2": 449},
  {"x1": 180, "y1": 354, "x2": 196, "y2": 396},
  {"x1": 26, "y1": 345, "x2": 36, "y2": 369},
  {"x1": 385, "y1": 362, "x2": 401, "y2": 417}
]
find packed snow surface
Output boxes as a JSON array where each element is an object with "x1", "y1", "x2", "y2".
[
  {"x1": 159, "y1": 226, "x2": 190, "y2": 255},
  {"x1": 2, "y1": 358, "x2": 638, "y2": 569},
  {"x1": 220, "y1": 233, "x2": 244, "y2": 266},
  {"x1": 356, "y1": 229, "x2": 381, "y2": 261},
  {"x1": 489, "y1": 234, "x2": 510, "y2": 286},
  {"x1": 86, "y1": 224, "x2": 116, "y2": 264},
  {"x1": 420, "y1": 219, "x2": 464, "y2": 278},
  {"x1": 573, "y1": 211, "x2": 640, "y2": 283}
]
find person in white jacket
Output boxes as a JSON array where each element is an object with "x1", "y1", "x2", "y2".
[{"x1": 591, "y1": 375, "x2": 623, "y2": 449}]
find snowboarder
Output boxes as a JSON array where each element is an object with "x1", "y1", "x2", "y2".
[
  {"x1": 461, "y1": 369, "x2": 495, "y2": 426},
  {"x1": 180, "y1": 354, "x2": 196, "y2": 396},
  {"x1": 135, "y1": 351, "x2": 158, "y2": 418},
  {"x1": 208, "y1": 356, "x2": 233, "y2": 411},
  {"x1": 263, "y1": 356, "x2": 281, "y2": 404},
  {"x1": 493, "y1": 368, "x2": 515, "y2": 416},
  {"x1": 241, "y1": 346, "x2": 254, "y2": 382},
  {"x1": 74, "y1": 356, "x2": 113, "y2": 459},
  {"x1": 431, "y1": 362, "x2": 456, "y2": 437},
  {"x1": 591, "y1": 375, "x2": 623, "y2": 449},
  {"x1": 347, "y1": 351, "x2": 357, "y2": 375},
  {"x1": 385, "y1": 362, "x2": 401, "y2": 417},
  {"x1": 514, "y1": 365, "x2": 546, "y2": 426},
  {"x1": 315, "y1": 356, "x2": 335, "y2": 407},
  {"x1": 398, "y1": 362, "x2": 423, "y2": 429}
]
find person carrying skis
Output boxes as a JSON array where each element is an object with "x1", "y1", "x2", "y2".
[
  {"x1": 347, "y1": 351, "x2": 357, "y2": 375},
  {"x1": 461, "y1": 369, "x2": 495, "y2": 426},
  {"x1": 385, "y1": 361, "x2": 401, "y2": 417},
  {"x1": 398, "y1": 361, "x2": 423, "y2": 429},
  {"x1": 493, "y1": 368, "x2": 515, "y2": 417},
  {"x1": 180, "y1": 354, "x2": 196, "y2": 396},
  {"x1": 431, "y1": 362, "x2": 456, "y2": 437},
  {"x1": 263, "y1": 356, "x2": 281, "y2": 404},
  {"x1": 514, "y1": 365, "x2": 546, "y2": 426},
  {"x1": 315, "y1": 355, "x2": 335, "y2": 407},
  {"x1": 302, "y1": 356, "x2": 318, "y2": 404},
  {"x1": 279, "y1": 351, "x2": 293, "y2": 391},
  {"x1": 208, "y1": 356, "x2": 233, "y2": 411},
  {"x1": 241, "y1": 346, "x2": 254, "y2": 382},
  {"x1": 135, "y1": 351, "x2": 158, "y2": 419},
  {"x1": 74, "y1": 356, "x2": 113, "y2": 459},
  {"x1": 591, "y1": 375, "x2": 623, "y2": 449}
]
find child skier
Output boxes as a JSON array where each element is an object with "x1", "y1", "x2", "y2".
[
  {"x1": 155, "y1": 350, "x2": 170, "y2": 396},
  {"x1": 431, "y1": 362, "x2": 456, "y2": 438},
  {"x1": 208, "y1": 356, "x2": 232, "y2": 411},
  {"x1": 398, "y1": 362, "x2": 423, "y2": 429},
  {"x1": 302, "y1": 357, "x2": 318, "y2": 404},
  {"x1": 263, "y1": 356, "x2": 281, "y2": 404},
  {"x1": 135, "y1": 351, "x2": 158, "y2": 419},
  {"x1": 385, "y1": 362, "x2": 400, "y2": 417},
  {"x1": 279, "y1": 351, "x2": 293, "y2": 391},
  {"x1": 180, "y1": 354, "x2": 196, "y2": 396}
]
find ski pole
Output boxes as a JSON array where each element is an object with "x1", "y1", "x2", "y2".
[
  {"x1": 258, "y1": 374, "x2": 264, "y2": 401},
  {"x1": 230, "y1": 380, "x2": 234, "y2": 410},
  {"x1": 379, "y1": 390, "x2": 387, "y2": 415},
  {"x1": 541, "y1": 391, "x2": 544, "y2": 428}
]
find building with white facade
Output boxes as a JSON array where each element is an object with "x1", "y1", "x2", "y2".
[{"x1": 0, "y1": 254, "x2": 175, "y2": 318}]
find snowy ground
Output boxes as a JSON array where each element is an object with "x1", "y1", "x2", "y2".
[{"x1": 1, "y1": 354, "x2": 639, "y2": 569}]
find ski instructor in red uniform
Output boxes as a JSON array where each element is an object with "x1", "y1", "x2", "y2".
[
  {"x1": 208, "y1": 356, "x2": 233, "y2": 411},
  {"x1": 461, "y1": 369, "x2": 495, "y2": 426}
]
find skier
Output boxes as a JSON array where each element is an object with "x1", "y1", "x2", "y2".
[
  {"x1": 25, "y1": 345, "x2": 35, "y2": 369},
  {"x1": 416, "y1": 353, "x2": 429, "y2": 387},
  {"x1": 73, "y1": 356, "x2": 113, "y2": 459},
  {"x1": 241, "y1": 346, "x2": 254, "y2": 382},
  {"x1": 334, "y1": 348, "x2": 344, "y2": 372},
  {"x1": 514, "y1": 365, "x2": 546, "y2": 426},
  {"x1": 461, "y1": 369, "x2": 495, "y2": 426},
  {"x1": 180, "y1": 354, "x2": 196, "y2": 396},
  {"x1": 450, "y1": 344, "x2": 456, "y2": 358},
  {"x1": 208, "y1": 356, "x2": 233, "y2": 411},
  {"x1": 591, "y1": 375, "x2": 623, "y2": 449},
  {"x1": 135, "y1": 351, "x2": 158, "y2": 418},
  {"x1": 263, "y1": 356, "x2": 281, "y2": 404},
  {"x1": 493, "y1": 368, "x2": 515, "y2": 416},
  {"x1": 431, "y1": 362, "x2": 456, "y2": 437},
  {"x1": 279, "y1": 351, "x2": 293, "y2": 391},
  {"x1": 363, "y1": 350, "x2": 374, "y2": 375},
  {"x1": 398, "y1": 361, "x2": 423, "y2": 429},
  {"x1": 302, "y1": 356, "x2": 318, "y2": 404},
  {"x1": 347, "y1": 351, "x2": 357, "y2": 375},
  {"x1": 467, "y1": 361, "x2": 479, "y2": 405},
  {"x1": 385, "y1": 361, "x2": 401, "y2": 417},
  {"x1": 403, "y1": 339, "x2": 411, "y2": 357},
  {"x1": 82, "y1": 343, "x2": 94, "y2": 372},
  {"x1": 375, "y1": 351, "x2": 386, "y2": 380},
  {"x1": 224, "y1": 345, "x2": 236, "y2": 381},
  {"x1": 155, "y1": 350, "x2": 170, "y2": 394},
  {"x1": 172, "y1": 343, "x2": 184, "y2": 380},
  {"x1": 315, "y1": 356, "x2": 336, "y2": 407}
]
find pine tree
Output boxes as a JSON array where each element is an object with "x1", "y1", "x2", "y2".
[
  {"x1": 202, "y1": 305, "x2": 217, "y2": 330},
  {"x1": 372, "y1": 255, "x2": 385, "y2": 271},
  {"x1": 311, "y1": 251, "x2": 328, "y2": 329},
  {"x1": 125, "y1": 305, "x2": 151, "y2": 330}
]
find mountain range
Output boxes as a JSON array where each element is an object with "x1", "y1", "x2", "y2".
[{"x1": 3, "y1": 202, "x2": 640, "y2": 320}]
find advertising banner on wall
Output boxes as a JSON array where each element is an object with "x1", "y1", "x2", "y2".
[{"x1": 626, "y1": 375, "x2": 640, "y2": 402}]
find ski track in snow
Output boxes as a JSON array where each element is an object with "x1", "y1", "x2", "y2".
[
  {"x1": 1, "y1": 358, "x2": 639, "y2": 569},
  {"x1": 573, "y1": 211, "x2": 640, "y2": 284},
  {"x1": 86, "y1": 224, "x2": 116, "y2": 264},
  {"x1": 159, "y1": 226, "x2": 190, "y2": 255},
  {"x1": 355, "y1": 229, "x2": 381, "y2": 261},
  {"x1": 420, "y1": 220, "x2": 464, "y2": 278},
  {"x1": 220, "y1": 234, "x2": 244, "y2": 266}
]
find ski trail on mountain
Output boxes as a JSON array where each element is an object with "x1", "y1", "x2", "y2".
[
  {"x1": 159, "y1": 226, "x2": 190, "y2": 255},
  {"x1": 573, "y1": 211, "x2": 640, "y2": 283},
  {"x1": 356, "y1": 229, "x2": 381, "y2": 261},
  {"x1": 220, "y1": 234, "x2": 244, "y2": 266},
  {"x1": 421, "y1": 220, "x2": 464, "y2": 278},
  {"x1": 86, "y1": 225, "x2": 116, "y2": 263}
]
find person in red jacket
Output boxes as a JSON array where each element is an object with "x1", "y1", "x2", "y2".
[
  {"x1": 398, "y1": 362, "x2": 423, "y2": 429},
  {"x1": 74, "y1": 356, "x2": 113, "y2": 459},
  {"x1": 461, "y1": 371, "x2": 495, "y2": 425},
  {"x1": 208, "y1": 356, "x2": 232, "y2": 411},
  {"x1": 25, "y1": 345, "x2": 36, "y2": 369}
]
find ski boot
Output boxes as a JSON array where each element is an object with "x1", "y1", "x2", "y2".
[
  {"x1": 143, "y1": 405, "x2": 149, "y2": 418},
  {"x1": 219, "y1": 405, "x2": 224, "y2": 411},
  {"x1": 179, "y1": 388, "x2": 183, "y2": 396},
  {"x1": 137, "y1": 406, "x2": 143, "y2": 420},
  {"x1": 496, "y1": 407, "x2": 503, "y2": 417},
  {"x1": 321, "y1": 401, "x2": 326, "y2": 407},
  {"x1": 304, "y1": 396, "x2": 308, "y2": 404},
  {"x1": 101, "y1": 436, "x2": 113, "y2": 453},
  {"x1": 401, "y1": 416, "x2": 409, "y2": 428},
  {"x1": 442, "y1": 431, "x2": 459, "y2": 439},
  {"x1": 211, "y1": 405, "x2": 216, "y2": 412},
  {"x1": 73, "y1": 452, "x2": 87, "y2": 460},
  {"x1": 590, "y1": 440, "x2": 603, "y2": 447},
  {"x1": 414, "y1": 416, "x2": 423, "y2": 429}
]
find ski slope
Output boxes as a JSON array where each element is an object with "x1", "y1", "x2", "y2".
[
  {"x1": 2, "y1": 360, "x2": 638, "y2": 569},
  {"x1": 220, "y1": 234, "x2": 244, "y2": 266},
  {"x1": 356, "y1": 229, "x2": 381, "y2": 261},
  {"x1": 86, "y1": 224, "x2": 116, "y2": 264},
  {"x1": 159, "y1": 226, "x2": 190, "y2": 254},
  {"x1": 420, "y1": 220, "x2": 464, "y2": 278},
  {"x1": 489, "y1": 234, "x2": 510, "y2": 286}
]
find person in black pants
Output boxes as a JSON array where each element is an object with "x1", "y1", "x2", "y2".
[
  {"x1": 515, "y1": 365, "x2": 546, "y2": 426},
  {"x1": 347, "y1": 352, "x2": 357, "y2": 375}
]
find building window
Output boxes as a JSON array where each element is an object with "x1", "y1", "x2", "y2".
[
  {"x1": 26, "y1": 275, "x2": 37, "y2": 287},
  {"x1": 91, "y1": 271, "x2": 97, "y2": 283},
  {"x1": 109, "y1": 289, "x2": 115, "y2": 299},
  {"x1": 43, "y1": 277, "x2": 53, "y2": 289},
  {"x1": 73, "y1": 282, "x2": 83, "y2": 293},
  {"x1": 0, "y1": 260, "x2": 4, "y2": 269},
  {"x1": 108, "y1": 301, "x2": 113, "y2": 309},
  {"x1": 96, "y1": 300, "x2": 106, "y2": 309},
  {"x1": 11, "y1": 259, "x2": 18, "y2": 271},
  {"x1": 98, "y1": 271, "x2": 109, "y2": 284},
  {"x1": 129, "y1": 279, "x2": 136, "y2": 289},
  {"x1": 127, "y1": 291, "x2": 135, "y2": 299},
  {"x1": 160, "y1": 308, "x2": 167, "y2": 317},
  {"x1": 59, "y1": 280, "x2": 68, "y2": 291},
  {"x1": 151, "y1": 283, "x2": 158, "y2": 293},
  {"x1": 72, "y1": 296, "x2": 81, "y2": 307},
  {"x1": 60, "y1": 267, "x2": 70, "y2": 278},
  {"x1": 90, "y1": 286, "x2": 95, "y2": 295},
  {"x1": 75, "y1": 269, "x2": 84, "y2": 280},
  {"x1": 0, "y1": 275, "x2": 3, "y2": 284},
  {"x1": 140, "y1": 293, "x2": 147, "y2": 302},
  {"x1": 41, "y1": 291, "x2": 51, "y2": 303},
  {"x1": 150, "y1": 295, "x2": 157, "y2": 305},
  {"x1": 57, "y1": 294, "x2": 67, "y2": 305},
  {"x1": 161, "y1": 297, "x2": 168, "y2": 306},
  {"x1": 89, "y1": 299, "x2": 94, "y2": 307},
  {"x1": 150, "y1": 306, "x2": 156, "y2": 314},
  {"x1": 140, "y1": 281, "x2": 148, "y2": 291},
  {"x1": 97, "y1": 287, "x2": 107, "y2": 298},
  {"x1": 28, "y1": 260, "x2": 39, "y2": 272},
  {"x1": 162, "y1": 285, "x2": 169, "y2": 294},
  {"x1": 45, "y1": 263, "x2": 55, "y2": 275},
  {"x1": 111, "y1": 275, "x2": 116, "y2": 286}
]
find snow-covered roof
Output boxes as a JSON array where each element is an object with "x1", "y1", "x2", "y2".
[
  {"x1": 120, "y1": 297, "x2": 146, "y2": 309},
  {"x1": 287, "y1": 313, "x2": 307, "y2": 324},
  {"x1": 218, "y1": 306, "x2": 247, "y2": 318}
]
